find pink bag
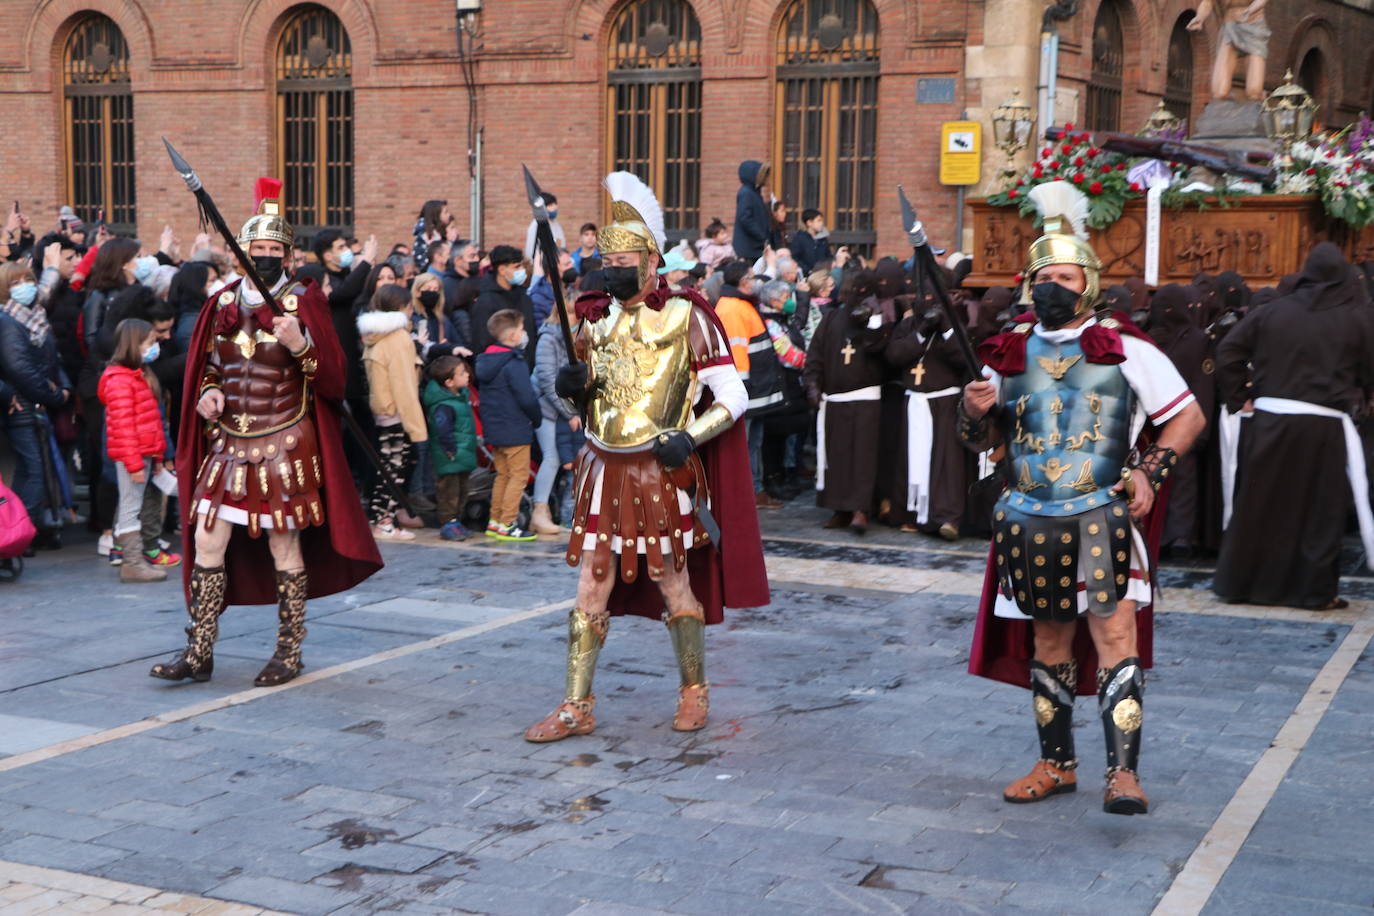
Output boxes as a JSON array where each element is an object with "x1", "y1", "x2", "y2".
[{"x1": 0, "y1": 480, "x2": 36, "y2": 560}]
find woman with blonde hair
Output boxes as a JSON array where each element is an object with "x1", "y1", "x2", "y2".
[{"x1": 408, "y1": 272, "x2": 467, "y2": 361}]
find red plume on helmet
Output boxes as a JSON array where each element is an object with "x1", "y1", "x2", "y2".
[{"x1": 253, "y1": 177, "x2": 284, "y2": 213}]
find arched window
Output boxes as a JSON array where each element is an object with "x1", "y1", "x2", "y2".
[
  {"x1": 607, "y1": 0, "x2": 702, "y2": 236},
  {"x1": 1164, "y1": 15, "x2": 1195, "y2": 130},
  {"x1": 775, "y1": 0, "x2": 880, "y2": 253},
  {"x1": 1086, "y1": 1, "x2": 1124, "y2": 131},
  {"x1": 276, "y1": 5, "x2": 353, "y2": 235},
  {"x1": 64, "y1": 14, "x2": 135, "y2": 234},
  {"x1": 1298, "y1": 47, "x2": 1326, "y2": 115}
]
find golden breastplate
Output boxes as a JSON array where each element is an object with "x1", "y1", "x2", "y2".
[{"x1": 586, "y1": 299, "x2": 697, "y2": 449}]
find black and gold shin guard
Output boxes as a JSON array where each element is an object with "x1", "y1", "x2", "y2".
[
  {"x1": 1030, "y1": 659, "x2": 1077, "y2": 769},
  {"x1": 565, "y1": 607, "x2": 608, "y2": 701},
  {"x1": 1098, "y1": 657, "x2": 1144, "y2": 774},
  {"x1": 665, "y1": 607, "x2": 706, "y2": 688}
]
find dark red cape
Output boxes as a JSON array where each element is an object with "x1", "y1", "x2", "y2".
[
  {"x1": 605, "y1": 299, "x2": 770, "y2": 624},
  {"x1": 967, "y1": 311, "x2": 1168, "y2": 695},
  {"x1": 177, "y1": 278, "x2": 382, "y2": 606}
]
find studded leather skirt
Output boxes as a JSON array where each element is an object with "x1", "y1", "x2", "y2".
[
  {"x1": 993, "y1": 494, "x2": 1134, "y2": 623},
  {"x1": 192, "y1": 416, "x2": 325, "y2": 538},
  {"x1": 565, "y1": 444, "x2": 709, "y2": 585}
]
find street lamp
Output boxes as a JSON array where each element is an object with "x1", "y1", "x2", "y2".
[
  {"x1": 991, "y1": 88, "x2": 1035, "y2": 182},
  {"x1": 1141, "y1": 100, "x2": 1182, "y2": 137},
  {"x1": 1261, "y1": 70, "x2": 1319, "y2": 146}
]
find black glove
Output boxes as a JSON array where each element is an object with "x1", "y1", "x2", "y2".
[
  {"x1": 652, "y1": 429, "x2": 696, "y2": 471},
  {"x1": 555, "y1": 363, "x2": 590, "y2": 399},
  {"x1": 919, "y1": 307, "x2": 944, "y2": 338}
]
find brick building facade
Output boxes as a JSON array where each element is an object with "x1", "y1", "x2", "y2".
[{"x1": 3, "y1": 0, "x2": 1372, "y2": 258}]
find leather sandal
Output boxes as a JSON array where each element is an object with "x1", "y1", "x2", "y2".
[
  {"x1": 672, "y1": 684, "x2": 709, "y2": 731},
  {"x1": 524, "y1": 698, "x2": 596, "y2": 743},
  {"x1": 1003, "y1": 760, "x2": 1077, "y2": 804},
  {"x1": 1103, "y1": 768, "x2": 1149, "y2": 815}
]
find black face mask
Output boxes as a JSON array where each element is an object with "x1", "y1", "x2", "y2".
[
  {"x1": 466, "y1": 260, "x2": 480, "y2": 276},
  {"x1": 419, "y1": 290, "x2": 440, "y2": 309},
  {"x1": 604, "y1": 266, "x2": 642, "y2": 302},
  {"x1": 1031, "y1": 282, "x2": 1082, "y2": 329},
  {"x1": 252, "y1": 255, "x2": 284, "y2": 287},
  {"x1": 561, "y1": 268, "x2": 579, "y2": 286}
]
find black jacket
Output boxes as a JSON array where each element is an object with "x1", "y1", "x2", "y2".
[
  {"x1": 789, "y1": 229, "x2": 832, "y2": 274},
  {"x1": 473, "y1": 346, "x2": 540, "y2": 447},
  {"x1": 733, "y1": 160, "x2": 770, "y2": 261},
  {"x1": 470, "y1": 274, "x2": 538, "y2": 369},
  {"x1": 0, "y1": 314, "x2": 69, "y2": 412},
  {"x1": 325, "y1": 261, "x2": 371, "y2": 400},
  {"x1": 77, "y1": 285, "x2": 125, "y2": 399}
]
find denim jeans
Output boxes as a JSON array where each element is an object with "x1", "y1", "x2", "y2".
[
  {"x1": 534, "y1": 417, "x2": 559, "y2": 505},
  {"x1": 2, "y1": 413, "x2": 44, "y2": 523}
]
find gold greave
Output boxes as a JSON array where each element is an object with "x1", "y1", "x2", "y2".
[
  {"x1": 564, "y1": 607, "x2": 608, "y2": 700},
  {"x1": 666, "y1": 608, "x2": 706, "y2": 687},
  {"x1": 683, "y1": 403, "x2": 735, "y2": 448}
]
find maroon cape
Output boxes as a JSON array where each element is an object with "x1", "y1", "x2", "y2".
[
  {"x1": 968, "y1": 311, "x2": 1168, "y2": 695},
  {"x1": 602, "y1": 292, "x2": 770, "y2": 624},
  {"x1": 177, "y1": 278, "x2": 382, "y2": 606}
]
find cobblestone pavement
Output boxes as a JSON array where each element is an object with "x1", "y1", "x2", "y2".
[{"x1": 1, "y1": 499, "x2": 1371, "y2": 915}]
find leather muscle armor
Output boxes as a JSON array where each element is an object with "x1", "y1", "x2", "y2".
[
  {"x1": 584, "y1": 299, "x2": 700, "y2": 449},
  {"x1": 192, "y1": 284, "x2": 324, "y2": 537}
]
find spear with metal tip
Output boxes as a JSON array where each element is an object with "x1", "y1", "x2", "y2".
[{"x1": 163, "y1": 137, "x2": 282, "y2": 316}]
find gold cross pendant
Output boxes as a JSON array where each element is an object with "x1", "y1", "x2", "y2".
[
  {"x1": 841, "y1": 340, "x2": 857, "y2": 366},
  {"x1": 911, "y1": 360, "x2": 925, "y2": 385}
]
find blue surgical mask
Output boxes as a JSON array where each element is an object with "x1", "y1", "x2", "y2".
[
  {"x1": 134, "y1": 256, "x2": 158, "y2": 282},
  {"x1": 510, "y1": 268, "x2": 528, "y2": 286},
  {"x1": 338, "y1": 248, "x2": 355, "y2": 269},
  {"x1": 142, "y1": 342, "x2": 160, "y2": 364},
  {"x1": 547, "y1": 210, "x2": 559, "y2": 221},
  {"x1": 9, "y1": 282, "x2": 37, "y2": 306},
  {"x1": 783, "y1": 295, "x2": 797, "y2": 316}
]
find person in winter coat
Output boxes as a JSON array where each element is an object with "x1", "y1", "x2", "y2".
[
  {"x1": 474, "y1": 309, "x2": 541, "y2": 541},
  {"x1": 409, "y1": 272, "x2": 467, "y2": 361},
  {"x1": 79, "y1": 237, "x2": 141, "y2": 553},
  {"x1": 469, "y1": 245, "x2": 538, "y2": 367},
  {"x1": 531, "y1": 309, "x2": 584, "y2": 535},
  {"x1": 359, "y1": 284, "x2": 428, "y2": 540},
  {"x1": 695, "y1": 218, "x2": 736, "y2": 269},
  {"x1": 98, "y1": 318, "x2": 173, "y2": 583},
  {"x1": 0, "y1": 261, "x2": 72, "y2": 548},
  {"x1": 422, "y1": 355, "x2": 478, "y2": 541},
  {"x1": 733, "y1": 160, "x2": 772, "y2": 261}
]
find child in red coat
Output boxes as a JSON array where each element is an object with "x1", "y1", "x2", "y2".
[{"x1": 99, "y1": 318, "x2": 176, "y2": 582}]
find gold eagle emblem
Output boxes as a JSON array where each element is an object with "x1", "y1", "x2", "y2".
[{"x1": 1035, "y1": 354, "x2": 1081, "y2": 381}]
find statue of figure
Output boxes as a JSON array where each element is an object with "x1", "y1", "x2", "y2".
[{"x1": 1188, "y1": 1, "x2": 1269, "y2": 101}]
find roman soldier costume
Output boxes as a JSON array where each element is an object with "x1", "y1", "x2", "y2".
[
  {"x1": 151, "y1": 179, "x2": 381, "y2": 687},
  {"x1": 961, "y1": 183, "x2": 1196, "y2": 814},
  {"x1": 524, "y1": 172, "x2": 768, "y2": 742}
]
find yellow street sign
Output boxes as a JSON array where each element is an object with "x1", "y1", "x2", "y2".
[{"x1": 940, "y1": 121, "x2": 981, "y2": 186}]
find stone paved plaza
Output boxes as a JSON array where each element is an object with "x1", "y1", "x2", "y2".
[{"x1": 0, "y1": 503, "x2": 1371, "y2": 915}]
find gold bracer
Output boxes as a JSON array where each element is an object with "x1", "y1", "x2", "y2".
[
  {"x1": 684, "y1": 402, "x2": 734, "y2": 447},
  {"x1": 585, "y1": 299, "x2": 698, "y2": 449}
]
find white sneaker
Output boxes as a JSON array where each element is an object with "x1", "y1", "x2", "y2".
[{"x1": 97, "y1": 532, "x2": 113, "y2": 557}]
